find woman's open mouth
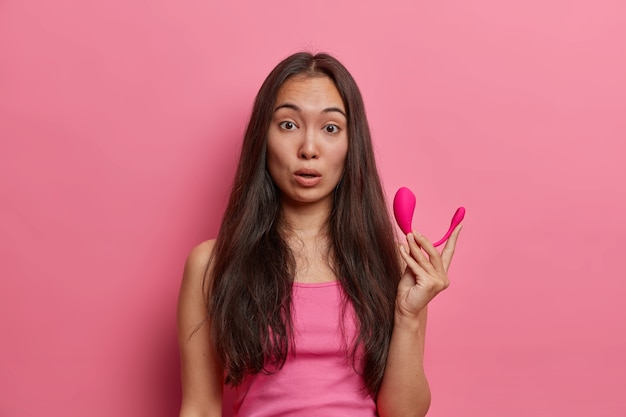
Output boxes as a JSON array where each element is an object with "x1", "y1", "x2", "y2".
[{"x1": 294, "y1": 170, "x2": 321, "y2": 186}]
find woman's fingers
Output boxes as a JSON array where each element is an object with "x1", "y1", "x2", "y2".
[
  {"x1": 409, "y1": 232, "x2": 444, "y2": 272},
  {"x1": 397, "y1": 226, "x2": 462, "y2": 315},
  {"x1": 441, "y1": 224, "x2": 462, "y2": 272},
  {"x1": 399, "y1": 244, "x2": 428, "y2": 278},
  {"x1": 399, "y1": 238, "x2": 449, "y2": 309}
]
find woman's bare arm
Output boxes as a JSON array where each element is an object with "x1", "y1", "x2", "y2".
[
  {"x1": 377, "y1": 226, "x2": 462, "y2": 417},
  {"x1": 177, "y1": 240, "x2": 223, "y2": 417}
]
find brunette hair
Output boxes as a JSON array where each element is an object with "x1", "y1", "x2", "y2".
[{"x1": 207, "y1": 52, "x2": 402, "y2": 396}]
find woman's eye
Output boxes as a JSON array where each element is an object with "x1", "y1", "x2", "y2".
[
  {"x1": 279, "y1": 121, "x2": 297, "y2": 130},
  {"x1": 324, "y1": 124, "x2": 340, "y2": 134}
]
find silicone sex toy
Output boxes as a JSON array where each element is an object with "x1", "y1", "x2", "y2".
[{"x1": 393, "y1": 187, "x2": 465, "y2": 247}]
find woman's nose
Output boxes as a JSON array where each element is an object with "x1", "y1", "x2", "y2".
[{"x1": 298, "y1": 131, "x2": 319, "y2": 159}]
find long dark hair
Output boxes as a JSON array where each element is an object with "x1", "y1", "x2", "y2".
[{"x1": 207, "y1": 52, "x2": 402, "y2": 396}]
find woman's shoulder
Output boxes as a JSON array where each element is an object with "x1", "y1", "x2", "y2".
[
  {"x1": 186, "y1": 239, "x2": 216, "y2": 269},
  {"x1": 181, "y1": 239, "x2": 217, "y2": 293}
]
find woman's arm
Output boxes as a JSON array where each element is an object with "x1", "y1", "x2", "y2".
[
  {"x1": 377, "y1": 306, "x2": 431, "y2": 417},
  {"x1": 177, "y1": 240, "x2": 224, "y2": 417},
  {"x1": 377, "y1": 226, "x2": 462, "y2": 417}
]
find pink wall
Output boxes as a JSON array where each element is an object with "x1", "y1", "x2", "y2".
[{"x1": 1, "y1": 0, "x2": 625, "y2": 416}]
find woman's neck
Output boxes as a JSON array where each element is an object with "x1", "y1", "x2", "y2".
[
  {"x1": 280, "y1": 205, "x2": 336, "y2": 284},
  {"x1": 279, "y1": 199, "x2": 332, "y2": 241}
]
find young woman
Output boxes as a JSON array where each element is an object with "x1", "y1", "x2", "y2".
[{"x1": 177, "y1": 52, "x2": 462, "y2": 417}]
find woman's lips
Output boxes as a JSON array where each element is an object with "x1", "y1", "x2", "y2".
[{"x1": 294, "y1": 169, "x2": 321, "y2": 187}]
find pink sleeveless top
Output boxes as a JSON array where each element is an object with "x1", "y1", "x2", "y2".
[{"x1": 233, "y1": 281, "x2": 377, "y2": 416}]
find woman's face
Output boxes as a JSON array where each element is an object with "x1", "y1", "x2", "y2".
[{"x1": 267, "y1": 75, "x2": 348, "y2": 209}]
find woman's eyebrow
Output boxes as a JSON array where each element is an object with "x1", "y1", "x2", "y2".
[
  {"x1": 274, "y1": 103, "x2": 347, "y2": 118},
  {"x1": 322, "y1": 107, "x2": 347, "y2": 118},
  {"x1": 273, "y1": 103, "x2": 300, "y2": 113}
]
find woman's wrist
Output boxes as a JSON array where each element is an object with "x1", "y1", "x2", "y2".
[{"x1": 393, "y1": 308, "x2": 424, "y2": 332}]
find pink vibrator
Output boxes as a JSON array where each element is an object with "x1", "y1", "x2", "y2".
[{"x1": 393, "y1": 187, "x2": 465, "y2": 247}]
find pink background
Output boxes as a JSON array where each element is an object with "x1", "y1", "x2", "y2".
[{"x1": 1, "y1": 0, "x2": 625, "y2": 416}]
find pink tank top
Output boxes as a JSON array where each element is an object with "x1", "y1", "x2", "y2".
[{"x1": 233, "y1": 281, "x2": 377, "y2": 416}]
